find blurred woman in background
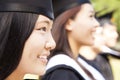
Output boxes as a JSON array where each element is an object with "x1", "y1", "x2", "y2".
[{"x1": 42, "y1": 0, "x2": 104, "y2": 80}]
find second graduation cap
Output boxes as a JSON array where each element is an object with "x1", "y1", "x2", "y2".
[{"x1": 52, "y1": 0, "x2": 91, "y2": 18}]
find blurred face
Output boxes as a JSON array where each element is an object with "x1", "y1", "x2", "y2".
[
  {"x1": 92, "y1": 27, "x2": 105, "y2": 52},
  {"x1": 102, "y1": 23, "x2": 118, "y2": 47},
  {"x1": 16, "y1": 15, "x2": 56, "y2": 76},
  {"x1": 66, "y1": 3, "x2": 99, "y2": 49}
]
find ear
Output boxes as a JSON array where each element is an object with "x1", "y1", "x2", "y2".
[{"x1": 65, "y1": 19, "x2": 74, "y2": 31}]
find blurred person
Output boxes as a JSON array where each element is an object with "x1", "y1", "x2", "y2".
[
  {"x1": 79, "y1": 27, "x2": 113, "y2": 80},
  {"x1": 99, "y1": 18, "x2": 120, "y2": 80},
  {"x1": 78, "y1": 14, "x2": 120, "y2": 80},
  {"x1": 99, "y1": 18, "x2": 120, "y2": 58},
  {"x1": 0, "y1": 0, "x2": 56, "y2": 80},
  {"x1": 41, "y1": 0, "x2": 105, "y2": 80}
]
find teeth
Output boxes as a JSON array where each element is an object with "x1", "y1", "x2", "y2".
[
  {"x1": 38, "y1": 56, "x2": 47, "y2": 59},
  {"x1": 38, "y1": 55, "x2": 48, "y2": 63}
]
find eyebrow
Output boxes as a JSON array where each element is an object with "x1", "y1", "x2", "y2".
[
  {"x1": 36, "y1": 20, "x2": 51, "y2": 27},
  {"x1": 40, "y1": 20, "x2": 50, "y2": 24},
  {"x1": 90, "y1": 10, "x2": 95, "y2": 14},
  {"x1": 36, "y1": 20, "x2": 53, "y2": 29}
]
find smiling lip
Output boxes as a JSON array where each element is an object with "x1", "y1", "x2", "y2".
[
  {"x1": 38, "y1": 55, "x2": 48, "y2": 64},
  {"x1": 38, "y1": 51, "x2": 50, "y2": 63}
]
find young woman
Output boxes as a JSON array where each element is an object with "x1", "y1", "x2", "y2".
[
  {"x1": 0, "y1": 0, "x2": 56, "y2": 80},
  {"x1": 42, "y1": 0, "x2": 104, "y2": 80}
]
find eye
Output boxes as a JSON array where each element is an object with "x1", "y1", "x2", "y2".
[
  {"x1": 40, "y1": 27, "x2": 47, "y2": 31},
  {"x1": 89, "y1": 14, "x2": 95, "y2": 20},
  {"x1": 36, "y1": 27, "x2": 47, "y2": 32},
  {"x1": 36, "y1": 22, "x2": 48, "y2": 32},
  {"x1": 90, "y1": 14, "x2": 94, "y2": 18}
]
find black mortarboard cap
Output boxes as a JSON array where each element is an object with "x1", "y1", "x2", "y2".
[
  {"x1": 0, "y1": 0, "x2": 54, "y2": 19},
  {"x1": 98, "y1": 11, "x2": 113, "y2": 20},
  {"x1": 52, "y1": 0, "x2": 91, "y2": 18},
  {"x1": 97, "y1": 11, "x2": 114, "y2": 26}
]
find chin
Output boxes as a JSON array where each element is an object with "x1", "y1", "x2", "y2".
[
  {"x1": 38, "y1": 72, "x2": 45, "y2": 76},
  {"x1": 33, "y1": 66, "x2": 46, "y2": 76},
  {"x1": 33, "y1": 70, "x2": 45, "y2": 76},
  {"x1": 87, "y1": 41, "x2": 94, "y2": 46},
  {"x1": 41, "y1": 66, "x2": 47, "y2": 75}
]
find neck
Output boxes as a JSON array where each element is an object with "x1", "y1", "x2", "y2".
[
  {"x1": 68, "y1": 35, "x2": 80, "y2": 59},
  {"x1": 79, "y1": 46, "x2": 98, "y2": 60}
]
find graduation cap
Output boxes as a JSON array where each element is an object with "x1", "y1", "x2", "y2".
[
  {"x1": 97, "y1": 11, "x2": 114, "y2": 26},
  {"x1": 0, "y1": 0, "x2": 54, "y2": 19},
  {"x1": 52, "y1": 0, "x2": 91, "y2": 18},
  {"x1": 98, "y1": 11, "x2": 113, "y2": 20}
]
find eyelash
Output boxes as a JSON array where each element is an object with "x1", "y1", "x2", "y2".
[
  {"x1": 90, "y1": 15, "x2": 94, "y2": 18},
  {"x1": 41, "y1": 27, "x2": 47, "y2": 31},
  {"x1": 37, "y1": 27, "x2": 47, "y2": 32}
]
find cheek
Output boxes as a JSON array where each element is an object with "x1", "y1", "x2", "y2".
[
  {"x1": 20, "y1": 38, "x2": 44, "y2": 60},
  {"x1": 80, "y1": 26, "x2": 91, "y2": 37},
  {"x1": 18, "y1": 34, "x2": 46, "y2": 72},
  {"x1": 74, "y1": 23, "x2": 91, "y2": 39},
  {"x1": 24, "y1": 34, "x2": 45, "y2": 57},
  {"x1": 104, "y1": 33, "x2": 111, "y2": 40},
  {"x1": 77, "y1": 19, "x2": 95, "y2": 45},
  {"x1": 81, "y1": 28, "x2": 94, "y2": 45}
]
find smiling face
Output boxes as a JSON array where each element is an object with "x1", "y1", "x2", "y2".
[
  {"x1": 73, "y1": 3, "x2": 99, "y2": 45},
  {"x1": 15, "y1": 15, "x2": 56, "y2": 76},
  {"x1": 66, "y1": 3, "x2": 99, "y2": 54},
  {"x1": 66, "y1": 3, "x2": 99, "y2": 57}
]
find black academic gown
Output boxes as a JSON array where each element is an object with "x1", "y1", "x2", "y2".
[
  {"x1": 42, "y1": 54, "x2": 92, "y2": 80},
  {"x1": 78, "y1": 54, "x2": 113, "y2": 80}
]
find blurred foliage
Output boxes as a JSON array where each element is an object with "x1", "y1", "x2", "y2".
[
  {"x1": 109, "y1": 56, "x2": 120, "y2": 80},
  {"x1": 91, "y1": 0, "x2": 120, "y2": 32}
]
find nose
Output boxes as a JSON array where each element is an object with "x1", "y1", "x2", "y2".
[
  {"x1": 115, "y1": 31, "x2": 119, "y2": 39},
  {"x1": 94, "y1": 18, "x2": 100, "y2": 28},
  {"x1": 45, "y1": 34, "x2": 56, "y2": 50}
]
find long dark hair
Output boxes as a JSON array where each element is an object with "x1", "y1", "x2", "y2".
[
  {"x1": 50, "y1": 6, "x2": 80, "y2": 58},
  {"x1": 0, "y1": 12, "x2": 38, "y2": 80},
  {"x1": 50, "y1": 5, "x2": 95, "y2": 79}
]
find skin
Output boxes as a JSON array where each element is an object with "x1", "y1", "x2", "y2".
[
  {"x1": 6, "y1": 15, "x2": 56, "y2": 80},
  {"x1": 66, "y1": 3, "x2": 99, "y2": 58},
  {"x1": 92, "y1": 27, "x2": 105, "y2": 51},
  {"x1": 102, "y1": 23, "x2": 118, "y2": 47},
  {"x1": 79, "y1": 27, "x2": 105, "y2": 60},
  {"x1": 79, "y1": 24, "x2": 118, "y2": 60}
]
